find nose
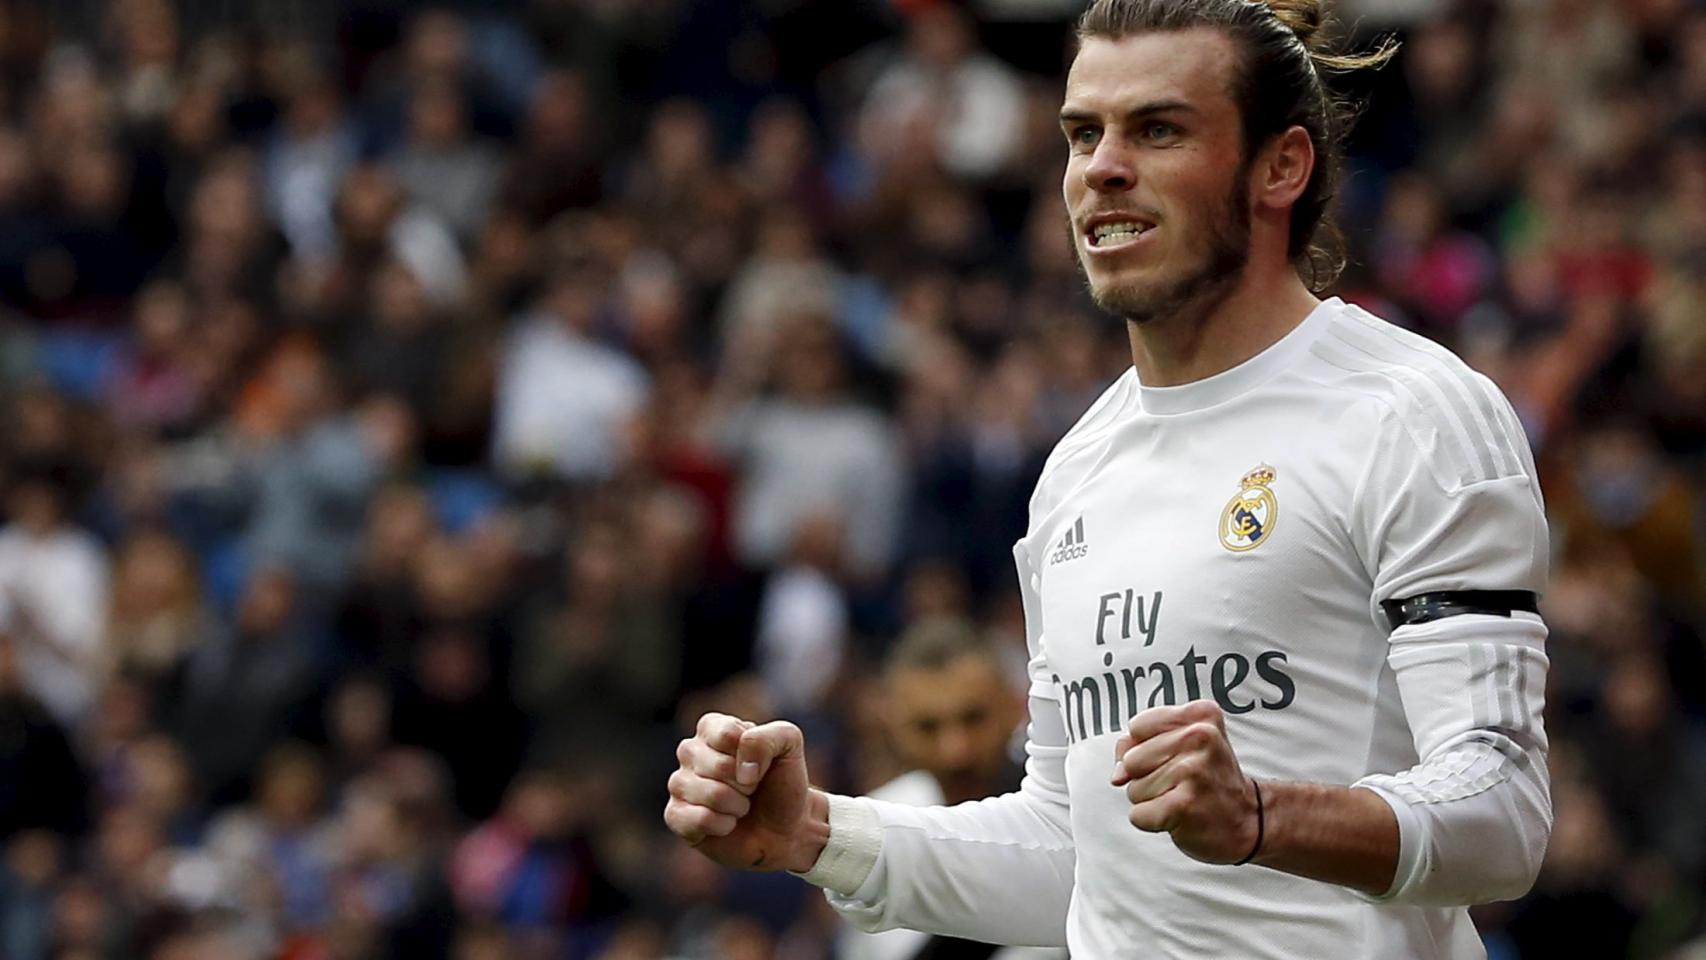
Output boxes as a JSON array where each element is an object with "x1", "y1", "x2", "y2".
[
  {"x1": 939, "y1": 727, "x2": 975, "y2": 769},
  {"x1": 1083, "y1": 134, "x2": 1136, "y2": 194}
]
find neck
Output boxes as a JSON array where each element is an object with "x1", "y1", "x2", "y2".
[{"x1": 1125, "y1": 264, "x2": 1321, "y2": 387}]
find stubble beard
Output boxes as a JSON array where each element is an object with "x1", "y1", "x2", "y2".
[{"x1": 1077, "y1": 174, "x2": 1253, "y2": 327}]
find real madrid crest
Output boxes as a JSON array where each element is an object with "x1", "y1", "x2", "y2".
[{"x1": 1220, "y1": 464, "x2": 1278, "y2": 552}]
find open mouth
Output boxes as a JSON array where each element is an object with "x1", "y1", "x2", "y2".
[{"x1": 1085, "y1": 218, "x2": 1157, "y2": 249}]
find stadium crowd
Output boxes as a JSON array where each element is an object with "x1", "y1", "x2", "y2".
[{"x1": 0, "y1": 0, "x2": 1702, "y2": 956}]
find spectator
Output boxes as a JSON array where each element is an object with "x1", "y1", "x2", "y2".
[
  {"x1": 500, "y1": 69, "x2": 604, "y2": 225},
  {"x1": 512, "y1": 508, "x2": 679, "y2": 780},
  {"x1": 171, "y1": 152, "x2": 285, "y2": 306},
  {"x1": 204, "y1": 743, "x2": 337, "y2": 937},
  {"x1": 858, "y1": 4, "x2": 1026, "y2": 180},
  {"x1": 391, "y1": 535, "x2": 526, "y2": 819},
  {"x1": 85, "y1": 676, "x2": 161, "y2": 812},
  {"x1": 104, "y1": 529, "x2": 211, "y2": 688},
  {"x1": 236, "y1": 343, "x2": 415, "y2": 596},
  {"x1": 321, "y1": 675, "x2": 394, "y2": 794},
  {"x1": 717, "y1": 206, "x2": 844, "y2": 370},
  {"x1": 1578, "y1": 653, "x2": 1706, "y2": 880},
  {"x1": 387, "y1": 79, "x2": 503, "y2": 243},
  {"x1": 1546, "y1": 421, "x2": 1703, "y2": 617},
  {"x1": 491, "y1": 270, "x2": 649, "y2": 483},
  {"x1": 737, "y1": 99, "x2": 834, "y2": 229},
  {"x1": 0, "y1": 830, "x2": 64, "y2": 960},
  {"x1": 263, "y1": 68, "x2": 360, "y2": 266},
  {"x1": 310, "y1": 162, "x2": 467, "y2": 315},
  {"x1": 753, "y1": 513, "x2": 851, "y2": 715},
  {"x1": 0, "y1": 469, "x2": 110, "y2": 728},
  {"x1": 340, "y1": 259, "x2": 451, "y2": 416},
  {"x1": 713, "y1": 317, "x2": 905, "y2": 578},
  {"x1": 335, "y1": 483, "x2": 437, "y2": 673},
  {"x1": 617, "y1": 99, "x2": 719, "y2": 225},
  {"x1": 327, "y1": 769, "x2": 457, "y2": 957},
  {"x1": 362, "y1": 9, "x2": 514, "y2": 152},
  {"x1": 90, "y1": 801, "x2": 172, "y2": 944},
  {"x1": 49, "y1": 873, "x2": 120, "y2": 957},
  {"x1": 125, "y1": 735, "x2": 203, "y2": 846},
  {"x1": 448, "y1": 770, "x2": 626, "y2": 937},
  {"x1": 170, "y1": 569, "x2": 318, "y2": 805},
  {"x1": 0, "y1": 633, "x2": 89, "y2": 837},
  {"x1": 106, "y1": 281, "x2": 202, "y2": 436},
  {"x1": 1373, "y1": 171, "x2": 1496, "y2": 331}
]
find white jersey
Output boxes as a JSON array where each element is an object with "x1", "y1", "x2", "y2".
[{"x1": 802, "y1": 298, "x2": 1552, "y2": 959}]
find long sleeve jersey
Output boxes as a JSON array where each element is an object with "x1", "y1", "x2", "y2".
[{"x1": 802, "y1": 297, "x2": 1552, "y2": 959}]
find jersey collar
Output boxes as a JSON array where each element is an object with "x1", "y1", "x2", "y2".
[{"x1": 1133, "y1": 297, "x2": 1343, "y2": 416}]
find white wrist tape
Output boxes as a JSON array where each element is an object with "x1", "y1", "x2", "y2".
[{"x1": 792, "y1": 793, "x2": 883, "y2": 896}]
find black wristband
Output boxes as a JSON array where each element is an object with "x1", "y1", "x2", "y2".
[{"x1": 1234, "y1": 778, "x2": 1264, "y2": 866}]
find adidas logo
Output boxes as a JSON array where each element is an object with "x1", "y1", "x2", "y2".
[{"x1": 1049, "y1": 517, "x2": 1089, "y2": 565}]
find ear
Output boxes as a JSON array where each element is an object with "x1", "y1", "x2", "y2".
[{"x1": 1251, "y1": 125, "x2": 1315, "y2": 211}]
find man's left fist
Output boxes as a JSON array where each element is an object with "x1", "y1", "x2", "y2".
[{"x1": 1112, "y1": 699, "x2": 1261, "y2": 864}]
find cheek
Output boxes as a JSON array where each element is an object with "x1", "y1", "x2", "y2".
[
  {"x1": 893, "y1": 725, "x2": 932, "y2": 755},
  {"x1": 1171, "y1": 158, "x2": 1243, "y2": 218}
]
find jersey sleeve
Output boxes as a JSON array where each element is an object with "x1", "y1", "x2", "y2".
[
  {"x1": 1347, "y1": 395, "x2": 1552, "y2": 906},
  {"x1": 797, "y1": 540, "x2": 1076, "y2": 946}
]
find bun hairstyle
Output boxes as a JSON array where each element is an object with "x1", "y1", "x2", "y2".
[
  {"x1": 1263, "y1": 0, "x2": 1324, "y2": 48},
  {"x1": 1075, "y1": 0, "x2": 1398, "y2": 291}
]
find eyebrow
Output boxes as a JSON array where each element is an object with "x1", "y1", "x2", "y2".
[{"x1": 1058, "y1": 99, "x2": 1199, "y2": 127}]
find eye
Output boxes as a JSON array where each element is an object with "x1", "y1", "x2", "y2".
[
  {"x1": 1143, "y1": 121, "x2": 1180, "y2": 142},
  {"x1": 1068, "y1": 125, "x2": 1101, "y2": 150}
]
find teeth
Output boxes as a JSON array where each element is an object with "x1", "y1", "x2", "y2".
[{"x1": 1091, "y1": 221, "x2": 1151, "y2": 245}]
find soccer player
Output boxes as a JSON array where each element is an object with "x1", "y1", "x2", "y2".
[
  {"x1": 844, "y1": 620, "x2": 1065, "y2": 960},
  {"x1": 665, "y1": 1, "x2": 1552, "y2": 956}
]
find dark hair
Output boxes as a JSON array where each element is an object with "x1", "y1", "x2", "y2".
[
  {"x1": 885, "y1": 618, "x2": 1001, "y2": 677},
  {"x1": 1075, "y1": 0, "x2": 1397, "y2": 290}
]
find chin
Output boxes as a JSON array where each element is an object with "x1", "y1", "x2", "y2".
[
  {"x1": 1087, "y1": 277, "x2": 1169, "y2": 324},
  {"x1": 1085, "y1": 249, "x2": 1247, "y2": 326}
]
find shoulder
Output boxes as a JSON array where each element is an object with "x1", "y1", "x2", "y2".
[
  {"x1": 62, "y1": 529, "x2": 111, "y2": 569},
  {"x1": 1295, "y1": 302, "x2": 1533, "y2": 490},
  {"x1": 501, "y1": 312, "x2": 559, "y2": 358},
  {"x1": 1027, "y1": 369, "x2": 1138, "y2": 525},
  {"x1": 835, "y1": 401, "x2": 901, "y2": 441},
  {"x1": 869, "y1": 770, "x2": 945, "y2": 806},
  {"x1": 503, "y1": 317, "x2": 644, "y2": 380}
]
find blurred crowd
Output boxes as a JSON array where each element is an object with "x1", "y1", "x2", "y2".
[{"x1": 0, "y1": 0, "x2": 1701, "y2": 957}]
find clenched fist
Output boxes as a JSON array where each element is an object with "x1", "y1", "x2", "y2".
[
  {"x1": 1112, "y1": 699, "x2": 1262, "y2": 865},
  {"x1": 664, "y1": 712, "x2": 828, "y2": 873}
]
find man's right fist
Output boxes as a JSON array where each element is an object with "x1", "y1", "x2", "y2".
[{"x1": 664, "y1": 712, "x2": 828, "y2": 873}]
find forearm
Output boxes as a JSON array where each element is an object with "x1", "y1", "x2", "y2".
[
  {"x1": 1247, "y1": 781, "x2": 1398, "y2": 896},
  {"x1": 796, "y1": 703, "x2": 1076, "y2": 946},
  {"x1": 1354, "y1": 612, "x2": 1553, "y2": 905},
  {"x1": 813, "y1": 787, "x2": 1076, "y2": 947},
  {"x1": 1354, "y1": 727, "x2": 1551, "y2": 905}
]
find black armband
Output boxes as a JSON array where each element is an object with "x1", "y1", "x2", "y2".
[{"x1": 1381, "y1": 590, "x2": 1539, "y2": 631}]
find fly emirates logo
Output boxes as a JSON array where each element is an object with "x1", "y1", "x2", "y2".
[{"x1": 1051, "y1": 587, "x2": 1296, "y2": 744}]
